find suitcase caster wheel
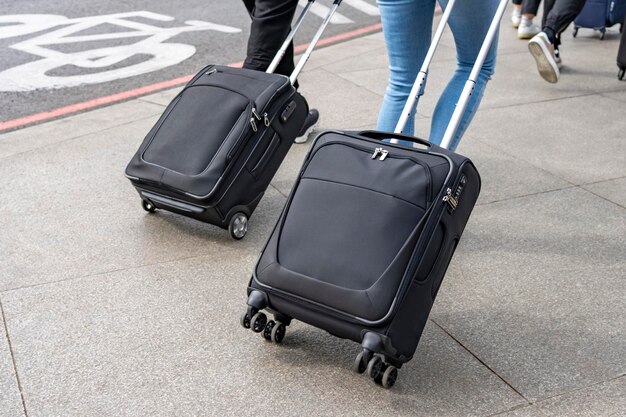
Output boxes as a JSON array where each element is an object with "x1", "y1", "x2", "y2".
[
  {"x1": 573, "y1": 27, "x2": 578, "y2": 37},
  {"x1": 142, "y1": 200, "x2": 156, "y2": 213},
  {"x1": 600, "y1": 30, "x2": 605, "y2": 40},
  {"x1": 263, "y1": 320, "x2": 275, "y2": 340},
  {"x1": 353, "y1": 351, "x2": 369, "y2": 374},
  {"x1": 366, "y1": 355, "x2": 383, "y2": 380},
  {"x1": 250, "y1": 312, "x2": 267, "y2": 333},
  {"x1": 270, "y1": 322, "x2": 286, "y2": 343},
  {"x1": 381, "y1": 365, "x2": 398, "y2": 389},
  {"x1": 229, "y1": 212, "x2": 248, "y2": 240},
  {"x1": 619, "y1": 69, "x2": 625, "y2": 80},
  {"x1": 240, "y1": 312, "x2": 251, "y2": 329}
]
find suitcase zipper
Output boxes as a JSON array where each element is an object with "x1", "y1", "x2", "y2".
[{"x1": 304, "y1": 140, "x2": 434, "y2": 203}]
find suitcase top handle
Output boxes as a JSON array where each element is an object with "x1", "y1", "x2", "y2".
[{"x1": 357, "y1": 130, "x2": 433, "y2": 150}]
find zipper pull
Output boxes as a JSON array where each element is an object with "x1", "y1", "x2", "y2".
[
  {"x1": 205, "y1": 68, "x2": 217, "y2": 76},
  {"x1": 442, "y1": 188, "x2": 458, "y2": 211},
  {"x1": 379, "y1": 150, "x2": 389, "y2": 161},
  {"x1": 250, "y1": 117, "x2": 258, "y2": 132},
  {"x1": 252, "y1": 107, "x2": 262, "y2": 121},
  {"x1": 371, "y1": 147, "x2": 383, "y2": 159},
  {"x1": 263, "y1": 113, "x2": 270, "y2": 127}
]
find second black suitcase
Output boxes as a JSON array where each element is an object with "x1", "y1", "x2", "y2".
[{"x1": 125, "y1": 0, "x2": 339, "y2": 239}]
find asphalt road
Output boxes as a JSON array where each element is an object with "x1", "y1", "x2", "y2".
[{"x1": 0, "y1": 0, "x2": 381, "y2": 129}]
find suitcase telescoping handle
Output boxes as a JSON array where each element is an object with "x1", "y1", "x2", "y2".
[
  {"x1": 392, "y1": 0, "x2": 509, "y2": 150},
  {"x1": 265, "y1": 0, "x2": 343, "y2": 85}
]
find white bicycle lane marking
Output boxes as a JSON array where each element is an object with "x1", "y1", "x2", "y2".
[{"x1": 0, "y1": 11, "x2": 241, "y2": 91}]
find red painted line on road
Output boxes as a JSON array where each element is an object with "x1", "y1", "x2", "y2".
[{"x1": 0, "y1": 23, "x2": 382, "y2": 134}]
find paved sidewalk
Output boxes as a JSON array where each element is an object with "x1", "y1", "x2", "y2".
[{"x1": 1, "y1": 14, "x2": 625, "y2": 417}]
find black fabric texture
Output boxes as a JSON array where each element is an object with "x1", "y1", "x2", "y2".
[
  {"x1": 126, "y1": 65, "x2": 294, "y2": 199},
  {"x1": 251, "y1": 130, "x2": 482, "y2": 360},
  {"x1": 143, "y1": 86, "x2": 249, "y2": 176}
]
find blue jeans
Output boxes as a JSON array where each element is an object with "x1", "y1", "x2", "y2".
[{"x1": 376, "y1": 0, "x2": 500, "y2": 151}]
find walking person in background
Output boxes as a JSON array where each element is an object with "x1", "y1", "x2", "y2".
[
  {"x1": 376, "y1": 0, "x2": 501, "y2": 151},
  {"x1": 528, "y1": 0, "x2": 587, "y2": 83},
  {"x1": 242, "y1": 0, "x2": 319, "y2": 142},
  {"x1": 511, "y1": 0, "x2": 542, "y2": 39}
]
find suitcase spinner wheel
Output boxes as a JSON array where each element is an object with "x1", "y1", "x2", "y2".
[
  {"x1": 619, "y1": 68, "x2": 625, "y2": 79},
  {"x1": 354, "y1": 350, "x2": 399, "y2": 389}
]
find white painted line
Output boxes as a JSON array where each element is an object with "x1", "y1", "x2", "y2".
[
  {"x1": 299, "y1": 0, "x2": 353, "y2": 24},
  {"x1": 343, "y1": 0, "x2": 380, "y2": 16}
]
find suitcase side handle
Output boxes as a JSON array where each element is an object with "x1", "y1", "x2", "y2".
[{"x1": 357, "y1": 130, "x2": 434, "y2": 149}]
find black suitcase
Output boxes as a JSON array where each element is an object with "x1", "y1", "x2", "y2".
[
  {"x1": 240, "y1": 0, "x2": 508, "y2": 389},
  {"x1": 619, "y1": 9, "x2": 626, "y2": 79},
  {"x1": 125, "y1": 0, "x2": 339, "y2": 240}
]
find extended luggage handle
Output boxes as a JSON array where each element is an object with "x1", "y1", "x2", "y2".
[
  {"x1": 266, "y1": 0, "x2": 343, "y2": 85},
  {"x1": 393, "y1": 0, "x2": 509, "y2": 150}
]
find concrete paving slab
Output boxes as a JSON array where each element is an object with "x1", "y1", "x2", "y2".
[
  {"x1": 0, "y1": 306, "x2": 25, "y2": 417},
  {"x1": 459, "y1": 140, "x2": 571, "y2": 205},
  {"x1": 528, "y1": 376, "x2": 625, "y2": 417},
  {"x1": 455, "y1": 187, "x2": 625, "y2": 273},
  {"x1": 301, "y1": 37, "x2": 387, "y2": 73},
  {"x1": 270, "y1": 141, "x2": 311, "y2": 197},
  {"x1": 0, "y1": 100, "x2": 165, "y2": 160},
  {"x1": 138, "y1": 87, "x2": 182, "y2": 107},
  {"x1": 298, "y1": 68, "x2": 385, "y2": 130},
  {"x1": 497, "y1": 376, "x2": 626, "y2": 417},
  {"x1": 469, "y1": 94, "x2": 626, "y2": 185},
  {"x1": 582, "y1": 177, "x2": 626, "y2": 208},
  {"x1": 1, "y1": 255, "x2": 525, "y2": 417},
  {"x1": 0, "y1": 114, "x2": 287, "y2": 291},
  {"x1": 431, "y1": 188, "x2": 625, "y2": 402},
  {"x1": 601, "y1": 90, "x2": 626, "y2": 103}
]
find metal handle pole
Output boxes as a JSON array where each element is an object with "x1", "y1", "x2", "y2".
[
  {"x1": 266, "y1": 0, "x2": 316, "y2": 74},
  {"x1": 393, "y1": 0, "x2": 457, "y2": 137},
  {"x1": 439, "y1": 0, "x2": 508, "y2": 150},
  {"x1": 289, "y1": 0, "x2": 342, "y2": 85}
]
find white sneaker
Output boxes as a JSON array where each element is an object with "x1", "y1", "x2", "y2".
[
  {"x1": 294, "y1": 109, "x2": 319, "y2": 143},
  {"x1": 528, "y1": 32, "x2": 560, "y2": 83},
  {"x1": 518, "y1": 22, "x2": 540, "y2": 39},
  {"x1": 511, "y1": 10, "x2": 522, "y2": 28}
]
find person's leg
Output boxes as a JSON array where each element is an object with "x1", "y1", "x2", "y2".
[
  {"x1": 376, "y1": 0, "x2": 436, "y2": 139},
  {"x1": 518, "y1": 0, "x2": 541, "y2": 39},
  {"x1": 429, "y1": 0, "x2": 499, "y2": 151},
  {"x1": 529, "y1": 0, "x2": 584, "y2": 83},
  {"x1": 521, "y1": 0, "x2": 541, "y2": 15},
  {"x1": 512, "y1": 0, "x2": 523, "y2": 27},
  {"x1": 541, "y1": 0, "x2": 556, "y2": 28},
  {"x1": 242, "y1": 0, "x2": 298, "y2": 77},
  {"x1": 543, "y1": 0, "x2": 587, "y2": 44}
]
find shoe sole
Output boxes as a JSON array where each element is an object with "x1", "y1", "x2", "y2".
[
  {"x1": 294, "y1": 120, "x2": 319, "y2": 144},
  {"x1": 518, "y1": 31, "x2": 539, "y2": 40},
  {"x1": 528, "y1": 40, "x2": 559, "y2": 83}
]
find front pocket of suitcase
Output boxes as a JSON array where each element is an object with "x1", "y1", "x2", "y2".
[
  {"x1": 278, "y1": 177, "x2": 425, "y2": 291},
  {"x1": 142, "y1": 85, "x2": 251, "y2": 176}
]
